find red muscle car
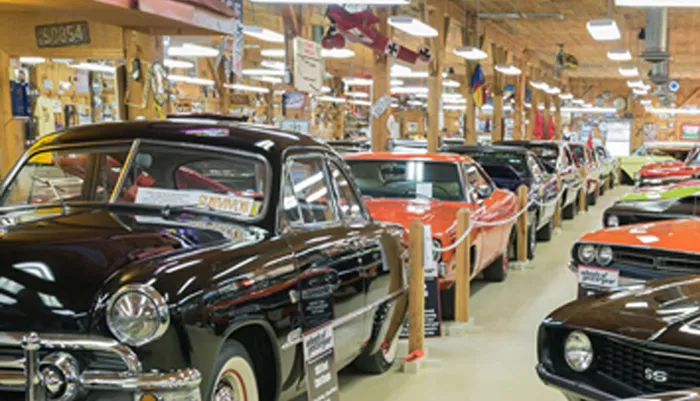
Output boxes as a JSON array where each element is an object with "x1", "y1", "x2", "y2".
[
  {"x1": 637, "y1": 147, "x2": 700, "y2": 187},
  {"x1": 344, "y1": 152, "x2": 518, "y2": 318}
]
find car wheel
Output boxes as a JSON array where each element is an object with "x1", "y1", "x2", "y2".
[
  {"x1": 354, "y1": 331, "x2": 399, "y2": 374},
  {"x1": 562, "y1": 200, "x2": 575, "y2": 220},
  {"x1": 527, "y1": 224, "x2": 536, "y2": 260},
  {"x1": 208, "y1": 340, "x2": 259, "y2": 401},
  {"x1": 587, "y1": 191, "x2": 598, "y2": 206},
  {"x1": 483, "y1": 251, "x2": 508, "y2": 282},
  {"x1": 440, "y1": 284, "x2": 455, "y2": 321},
  {"x1": 609, "y1": 173, "x2": 615, "y2": 189},
  {"x1": 536, "y1": 219, "x2": 553, "y2": 242}
]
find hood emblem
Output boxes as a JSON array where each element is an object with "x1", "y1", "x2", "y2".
[{"x1": 644, "y1": 368, "x2": 668, "y2": 383}]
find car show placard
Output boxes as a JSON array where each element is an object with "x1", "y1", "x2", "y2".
[
  {"x1": 134, "y1": 187, "x2": 256, "y2": 216},
  {"x1": 303, "y1": 325, "x2": 339, "y2": 401},
  {"x1": 577, "y1": 265, "x2": 620, "y2": 298}
]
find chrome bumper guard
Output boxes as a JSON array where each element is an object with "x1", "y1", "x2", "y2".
[{"x1": 0, "y1": 332, "x2": 201, "y2": 401}]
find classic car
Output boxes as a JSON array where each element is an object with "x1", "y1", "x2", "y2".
[
  {"x1": 344, "y1": 152, "x2": 518, "y2": 319},
  {"x1": 619, "y1": 142, "x2": 696, "y2": 185},
  {"x1": 0, "y1": 120, "x2": 407, "y2": 401},
  {"x1": 497, "y1": 140, "x2": 584, "y2": 220},
  {"x1": 636, "y1": 147, "x2": 700, "y2": 187},
  {"x1": 568, "y1": 143, "x2": 601, "y2": 206},
  {"x1": 602, "y1": 179, "x2": 700, "y2": 228},
  {"x1": 167, "y1": 112, "x2": 250, "y2": 122},
  {"x1": 638, "y1": 146, "x2": 698, "y2": 172},
  {"x1": 326, "y1": 139, "x2": 370, "y2": 154},
  {"x1": 537, "y1": 275, "x2": 700, "y2": 400},
  {"x1": 594, "y1": 145, "x2": 617, "y2": 193},
  {"x1": 442, "y1": 145, "x2": 561, "y2": 250},
  {"x1": 623, "y1": 389, "x2": 700, "y2": 401}
]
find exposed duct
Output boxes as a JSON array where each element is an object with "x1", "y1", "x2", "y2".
[
  {"x1": 642, "y1": 8, "x2": 669, "y2": 62},
  {"x1": 649, "y1": 61, "x2": 670, "y2": 85}
]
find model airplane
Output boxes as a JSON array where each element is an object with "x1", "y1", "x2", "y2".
[{"x1": 322, "y1": 5, "x2": 431, "y2": 65}]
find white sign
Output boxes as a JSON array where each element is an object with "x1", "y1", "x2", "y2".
[
  {"x1": 371, "y1": 95, "x2": 393, "y2": 119},
  {"x1": 280, "y1": 118, "x2": 310, "y2": 134},
  {"x1": 293, "y1": 37, "x2": 324, "y2": 94},
  {"x1": 423, "y1": 225, "x2": 437, "y2": 277},
  {"x1": 134, "y1": 187, "x2": 255, "y2": 216},
  {"x1": 578, "y1": 265, "x2": 620, "y2": 289},
  {"x1": 416, "y1": 183, "x2": 433, "y2": 199},
  {"x1": 303, "y1": 325, "x2": 334, "y2": 362},
  {"x1": 233, "y1": 22, "x2": 244, "y2": 79}
]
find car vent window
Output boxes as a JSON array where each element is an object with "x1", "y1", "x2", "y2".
[
  {"x1": 287, "y1": 158, "x2": 337, "y2": 225},
  {"x1": 328, "y1": 161, "x2": 367, "y2": 224}
]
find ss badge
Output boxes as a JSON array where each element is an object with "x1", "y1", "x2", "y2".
[{"x1": 644, "y1": 368, "x2": 668, "y2": 383}]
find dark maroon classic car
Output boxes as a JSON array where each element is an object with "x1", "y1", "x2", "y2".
[{"x1": 0, "y1": 120, "x2": 406, "y2": 400}]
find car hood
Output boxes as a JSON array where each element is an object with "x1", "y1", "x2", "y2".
[
  {"x1": 619, "y1": 180, "x2": 700, "y2": 202},
  {"x1": 549, "y1": 276, "x2": 700, "y2": 349},
  {"x1": 641, "y1": 164, "x2": 700, "y2": 178},
  {"x1": 642, "y1": 160, "x2": 685, "y2": 171},
  {"x1": 364, "y1": 198, "x2": 462, "y2": 239},
  {"x1": 0, "y1": 206, "x2": 261, "y2": 332},
  {"x1": 579, "y1": 218, "x2": 700, "y2": 254}
]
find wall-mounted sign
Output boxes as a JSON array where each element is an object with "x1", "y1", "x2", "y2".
[
  {"x1": 281, "y1": 118, "x2": 310, "y2": 134},
  {"x1": 36, "y1": 21, "x2": 90, "y2": 48},
  {"x1": 293, "y1": 37, "x2": 324, "y2": 94},
  {"x1": 682, "y1": 124, "x2": 700, "y2": 140},
  {"x1": 407, "y1": 122, "x2": 419, "y2": 132}
]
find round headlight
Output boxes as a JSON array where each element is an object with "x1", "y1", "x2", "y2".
[
  {"x1": 578, "y1": 244, "x2": 596, "y2": 264},
  {"x1": 106, "y1": 285, "x2": 169, "y2": 347},
  {"x1": 564, "y1": 331, "x2": 594, "y2": 372},
  {"x1": 596, "y1": 246, "x2": 614, "y2": 266},
  {"x1": 606, "y1": 214, "x2": 619, "y2": 228},
  {"x1": 432, "y1": 239, "x2": 442, "y2": 262}
]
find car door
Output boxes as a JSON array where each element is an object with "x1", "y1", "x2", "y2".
[{"x1": 279, "y1": 153, "x2": 366, "y2": 368}]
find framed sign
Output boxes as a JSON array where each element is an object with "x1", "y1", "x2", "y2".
[
  {"x1": 682, "y1": 124, "x2": 700, "y2": 140},
  {"x1": 36, "y1": 21, "x2": 90, "y2": 48},
  {"x1": 293, "y1": 37, "x2": 324, "y2": 94},
  {"x1": 281, "y1": 119, "x2": 310, "y2": 134}
]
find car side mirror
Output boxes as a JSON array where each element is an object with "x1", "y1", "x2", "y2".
[{"x1": 476, "y1": 184, "x2": 491, "y2": 199}]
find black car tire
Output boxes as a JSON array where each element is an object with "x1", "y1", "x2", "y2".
[
  {"x1": 588, "y1": 191, "x2": 598, "y2": 206},
  {"x1": 562, "y1": 199, "x2": 576, "y2": 220},
  {"x1": 536, "y1": 219, "x2": 553, "y2": 242},
  {"x1": 207, "y1": 340, "x2": 259, "y2": 401},
  {"x1": 609, "y1": 173, "x2": 616, "y2": 189},
  {"x1": 354, "y1": 331, "x2": 399, "y2": 374},
  {"x1": 440, "y1": 284, "x2": 455, "y2": 320},
  {"x1": 527, "y1": 224, "x2": 536, "y2": 260},
  {"x1": 483, "y1": 251, "x2": 508, "y2": 282}
]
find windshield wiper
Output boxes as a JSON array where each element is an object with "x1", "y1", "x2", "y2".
[{"x1": 31, "y1": 176, "x2": 69, "y2": 215}]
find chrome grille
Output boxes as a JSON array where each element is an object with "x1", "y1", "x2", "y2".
[{"x1": 612, "y1": 248, "x2": 700, "y2": 274}]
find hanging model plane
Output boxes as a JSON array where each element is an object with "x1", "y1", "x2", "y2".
[{"x1": 322, "y1": 5, "x2": 431, "y2": 65}]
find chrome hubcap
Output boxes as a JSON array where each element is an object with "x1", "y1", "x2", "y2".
[{"x1": 215, "y1": 376, "x2": 242, "y2": 401}]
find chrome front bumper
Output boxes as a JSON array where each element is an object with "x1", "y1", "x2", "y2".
[{"x1": 0, "y1": 332, "x2": 201, "y2": 401}]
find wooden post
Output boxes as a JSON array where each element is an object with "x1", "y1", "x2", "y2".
[
  {"x1": 513, "y1": 57, "x2": 527, "y2": 140},
  {"x1": 527, "y1": 68, "x2": 538, "y2": 140},
  {"x1": 578, "y1": 179, "x2": 587, "y2": 214},
  {"x1": 454, "y1": 209, "x2": 471, "y2": 322},
  {"x1": 0, "y1": 49, "x2": 23, "y2": 177},
  {"x1": 426, "y1": 5, "x2": 448, "y2": 152},
  {"x1": 461, "y1": 13, "x2": 476, "y2": 145},
  {"x1": 553, "y1": 176, "x2": 562, "y2": 229},
  {"x1": 491, "y1": 44, "x2": 504, "y2": 142},
  {"x1": 554, "y1": 98, "x2": 562, "y2": 139},
  {"x1": 332, "y1": 77, "x2": 345, "y2": 139},
  {"x1": 408, "y1": 219, "x2": 425, "y2": 355},
  {"x1": 516, "y1": 185, "x2": 529, "y2": 262},
  {"x1": 617, "y1": 157, "x2": 623, "y2": 185},
  {"x1": 371, "y1": 8, "x2": 391, "y2": 151},
  {"x1": 281, "y1": 5, "x2": 313, "y2": 123},
  {"x1": 122, "y1": 30, "x2": 165, "y2": 120},
  {"x1": 543, "y1": 93, "x2": 552, "y2": 139}
]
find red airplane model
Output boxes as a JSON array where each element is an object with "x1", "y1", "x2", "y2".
[{"x1": 322, "y1": 5, "x2": 431, "y2": 65}]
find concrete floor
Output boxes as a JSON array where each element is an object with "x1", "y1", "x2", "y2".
[{"x1": 337, "y1": 185, "x2": 629, "y2": 401}]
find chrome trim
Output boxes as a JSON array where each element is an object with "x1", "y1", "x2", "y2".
[
  {"x1": 108, "y1": 139, "x2": 141, "y2": 203},
  {"x1": 106, "y1": 284, "x2": 170, "y2": 347}
]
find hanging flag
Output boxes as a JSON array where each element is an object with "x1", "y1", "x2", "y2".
[
  {"x1": 534, "y1": 110, "x2": 544, "y2": 139},
  {"x1": 548, "y1": 116, "x2": 556, "y2": 139},
  {"x1": 471, "y1": 64, "x2": 486, "y2": 108},
  {"x1": 587, "y1": 132, "x2": 594, "y2": 148}
]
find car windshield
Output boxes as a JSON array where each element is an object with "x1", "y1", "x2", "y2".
[
  {"x1": 461, "y1": 151, "x2": 526, "y2": 174},
  {"x1": 570, "y1": 145, "x2": 586, "y2": 163},
  {"x1": 347, "y1": 160, "x2": 464, "y2": 201},
  {"x1": 0, "y1": 142, "x2": 268, "y2": 220}
]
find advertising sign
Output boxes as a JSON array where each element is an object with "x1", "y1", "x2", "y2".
[
  {"x1": 682, "y1": 124, "x2": 700, "y2": 140},
  {"x1": 293, "y1": 37, "x2": 325, "y2": 94}
]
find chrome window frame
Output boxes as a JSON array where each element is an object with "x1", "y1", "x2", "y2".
[{"x1": 325, "y1": 157, "x2": 370, "y2": 226}]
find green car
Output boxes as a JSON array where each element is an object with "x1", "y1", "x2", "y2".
[{"x1": 618, "y1": 141, "x2": 696, "y2": 184}]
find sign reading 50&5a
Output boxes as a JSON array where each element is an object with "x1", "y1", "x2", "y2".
[{"x1": 36, "y1": 21, "x2": 90, "y2": 48}]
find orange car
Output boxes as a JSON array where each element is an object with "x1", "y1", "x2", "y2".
[{"x1": 345, "y1": 152, "x2": 518, "y2": 317}]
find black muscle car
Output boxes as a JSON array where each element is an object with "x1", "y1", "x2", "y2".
[
  {"x1": 0, "y1": 120, "x2": 406, "y2": 401},
  {"x1": 538, "y1": 275, "x2": 700, "y2": 401},
  {"x1": 442, "y1": 145, "x2": 560, "y2": 257}
]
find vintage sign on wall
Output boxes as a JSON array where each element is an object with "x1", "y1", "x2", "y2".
[
  {"x1": 36, "y1": 21, "x2": 90, "y2": 48},
  {"x1": 681, "y1": 124, "x2": 700, "y2": 140},
  {"x1": 293, "y1": 37, "x2": 324, "y2": 94}
]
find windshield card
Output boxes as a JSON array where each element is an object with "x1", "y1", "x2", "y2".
[
  {"x1": 135, "y1": 187, "x2": 255, "y2": 216},
  {"x1": 577, "y1": 265, "x2": 619, "y2": 289},
  {"x1": 416, "y1": 183, "x2": 433, "y2": 199}
]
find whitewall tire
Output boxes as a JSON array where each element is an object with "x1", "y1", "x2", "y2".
[{"x1": 210, "y1": 341, "x2": 260, "y2": 401}]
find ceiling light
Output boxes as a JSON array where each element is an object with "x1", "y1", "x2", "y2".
[
  {"x1": 454, "y1": 47, "x2": 488, "y2": 60},
  {"x1": 168, "y1": 75, "x2": 215, "y2": 86},
  {"x1": 168, "y1": 43, "x2": 219, "y2": 57},
  {"x1": 261, "y1": 60, "x2": 285, "y2": 70},
  {"x1": 648, "y1": 108, "x2": 700, "y2": 115},
  {"x1": 318, "y1": 96, "x2": 346, "y2": 104},
  {"x1": 322, "y1": 86, "x2": 331, "y2": 93},
  {"x1": 561, "y1": 107, "x2": 617, "y2": 113},
  {"x1": 572, "y1": 99, "x2": 585, "y2": 105},
  {"x1": 545, "y1": 86, "x2": 561, "y2": 95},
  {"x1": 224, "y1": 83, "x2": 270, "y2": 93},
  {"x1": 495, "y1": 64, "x2": 522, "y2": 75},
  {"x1": 482, "y1": 104, "x2": 494, "y2": 111},
  {"x1": 619, "y1": 65, "x2": 639, "y2": 77},
  {"x1": 559, "y1": 93, "x2": 574, "y2": 100},
  {"x1": 442, "y1": 93, "x2": 464, "y2": 99},
  {"x1": 414, "y1": 93, "x2": 428, "y2": 98},
  {"x1": 69, "y1": 62, "x2": 116, "y2": 73},
  {"x1": 627, "y1": 79, "x2": 645, "y2": 88},
  {"x1": 261, "y1": 48, "x2": 285, "y2": 58},
  {"x1": 443, "y1": 79, "x2": 460, "y2": 88},
  {"x1": 349, "y1": 99, "x2": 371, "y2": 106},
  {"x1": 242, "y1": 26, "x2": 284, "y2": 43},
  {"x1": 530, "y1": 81, "x2": 549, "y2": 90},
  {"x1": 19, "y1": 57, "x2": 45, "y2": 64},
  {"x1": 407, "y1": 100, "x2": 424, "y2": 106},
  {"x1": 443, "y1": 97, "x2": 467, "y2": 104},
  {"x1": 586, "y1": 19, "x2": 621, "y2": 41},
  {"x1": 444, "y1": 105, "x2": 467, "y2": 111},
  {"x1": 52, "y1": 58, "x2": 73, "y2": 64},
  {"x1": 633, "y1": 88, "x2": 648, "y2": 95},
  {"x1": 639, "y1": 99, "x2": 652, "y2": 105},
  {"x1": 253, "y1": 76, "x2": 283, "y2": 84},
  {"x1": 607, "y1": 49, "x2": 632, "y2": 61},
  {"x1": 616, "y1": 0, "x2": 700, "y2": 6},
  {"x1": 391, "y1": 79, "x2": 404, "y2": 86},
  {"x1": 391, "y1": 64, "x2": 429, "y2": 78},
  {"x1": 242, "y1": 68, "x2": 285, "y2": 76},
  {"x1": 344, "y1": 77, "x2": 373, "y2": 86},
  {"x1": 321, "y1": 48, "x2": 355, "y2": 58},
  {"x1": 251, "y1": 0, "x2": 409, "y2": 3},
  {"x1": 347, "y1": 91, "x2": 369, "y2": 98},
  {"x1": 387, "y1": 16, "x2": 438, "y2": 37},
  {"x1": 164, "y1": 59, "x2": 194, "y2": 69},
  {"x1": 392, "y1": 86, "x2": 429, "y2": 94}
]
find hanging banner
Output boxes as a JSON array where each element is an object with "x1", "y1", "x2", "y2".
[{"x1": 293, "y1": 37, "x2": 325, "y2": 94}]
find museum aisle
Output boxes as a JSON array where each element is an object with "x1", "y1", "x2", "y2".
[{"x1": 336, "y1": 186, "x2": 629, "y2": 401}]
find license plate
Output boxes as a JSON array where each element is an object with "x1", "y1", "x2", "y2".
[{"x1": 577, "y1": 265, "x2": 620, "y2": 289}]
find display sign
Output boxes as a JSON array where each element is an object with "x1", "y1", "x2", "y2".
[
  {"x1": 303, "y1": 325, "x2": 339, "y2": 401},
  {"x1": 293, "y1": 37, "x2": 324, "y2": 94},
  {"x1": 371, "y1": 95, "x2": 392, "y2": 119},
  {"x1": 281, "y1": 119, "x2": 311, "y2": 134},
  {"x1": 134, "y1": 187, "x2": 256, "y2": 216},
  {"x1": 36, "y1": 21, "x2": 90, "y2": 48},
  {"x1": 682, "y1": 124, "x2": 700, "y2": 140},
  {"x1": 577, "y1": 265, "x2": 620, "y2": 298}
]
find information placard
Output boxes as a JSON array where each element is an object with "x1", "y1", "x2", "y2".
[{"x1": 294, "y1": 37, "x2": 325, "y2": 95}]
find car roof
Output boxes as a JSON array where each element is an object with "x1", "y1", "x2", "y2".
[
  {"x1": 445, "y1": 145, "x2": 530, "y2": 155},
  {"x1": 497, "y1": 140, "x2": 564, "y2": 147},
  {"x1": 344, "y1": 151, "x2": 474, "y2": 164},
  {"x1": 167, "y1": 113, "x2": 249, "y2": 122}
]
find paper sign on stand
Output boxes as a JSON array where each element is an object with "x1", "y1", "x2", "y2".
[{"x1": 294, "y1": 37, "x2": 324, "y2": 94}]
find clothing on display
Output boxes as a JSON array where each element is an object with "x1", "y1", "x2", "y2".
[
  {"x1": 34, "y1": 94, "x2": 56, "y2": 137},
  {"x1": 10, "y1": 80, "x2": 30, "y2": 117}
]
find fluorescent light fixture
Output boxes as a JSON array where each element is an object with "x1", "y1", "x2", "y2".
[
  {"x1": 69, "y1": 62, "x2": 116, "y2": 73},
  {"x1": 444, "y1": 105, "x2": 467, "y2": 111},
  {"x1": 442, "y1": 93, "x2": 463, "y2": 99},
  {"x1": 347, "y1": 91, "x2": 369, "y2": 98},
  {"x1": 261, "y1": 48, "x2": 285, "y2": 58},
  {"x1": 633, "y1": 88, "x2": 648, "y2": 95},
  {"x1": 344, "y1": 77, "x2": 373, "y2": 86},
  {"x1": 252, "y1": 0, "x2": 409, "y2": 3},
  {"x1": 168, "y1": 43, "x2": 219, "y2": 57},
  {"x1": 529, "y1": 81, "x2": 549, "y2": 90},
  {"x1": 607, "y1": 49, "x2": 632, "y2": 61},
  {"x1": 627, "y1": 79, "x2": 645, "y2": 88},
  {"x1": 562, "y1": 107, "x2": 617, "y2": 113},
  {"x1": 572, "y1": 99, "x2": 585, "y2": 105},
  {"x1": 392, "y1": 86, "x2": 429, "y2": 94},
  {"x1": 349, "y1": 99, "x2": 371, "y2": 106},
  {"x1": 388, "y1": 16, "x2": 438, "y2": 37},
  {"x1": 321, "y1": 48, "x2": 355, "y2": 58},
  {"x1": 414, "y1": 93, "x2": 428, "y2": 98},
  {"x1": 261, "y1": 60, "x2": 285, "y2": 70},
  {"x1": 443, "y1": 79, "x2": 460, "y2": 88},
  {"x1": 19, "y1": 57, "x2": 45, "y2": 64},
  {"x1": 318, "y1": 96, "x2": 346, "y2": 104},
  {"x1": 322, "y1": 86, "x2": 331, "y2": 93},
  {"x1": 242, "y1": 68, "x2": 285, "y2": 76},
  {"x1": 52, "y1": 58, "x2": 73, "y2": 64},
  {"x1": 525, "y1": 102, "x2": 532, "y2": 108},
  {"x1": 648, "y1": 107, "x2": 700, "y2": 115},
  {"x1": 495, "y1": 64, "x2": 521, "y2": 75},
  {"x1": 391, "y1": 79, "x2": 404, "y2": 86},
  {"x1": 619, "y1": 65, "x2": 639, "y2": 77},
  {"x1": 586, "y1": 19, "x2": 621, "y2": 41},
  {"x1": 454, "y1": 47, "x2": 487, "y2": 60},
  {"x1": 224, "y1": 83, "x2": 270, "y2": 94},
  {"x1": 164, "y1": 59, "x2": 195, "y2": 69},
  {"x1": 443, "y1": 97, "x2": 467, "y2": 104},
  {"x1": 545, "y1": 86, "x2": 561, "y2": 95},
  {"x1": 559, "y1": 93, "x2": 574, "y2": 100},
  {"x1": 616, "y1": 0, "x2": 700, "y2": 6},
  {"x1": 168, "y1": 74, "x2": 215, "y2": 86},
  {"x1": 253, "y1": 76, "x2": 283, "y2": 84},
  {"x1": 242, "y1": 26, "x2": 284, "y2": 43},
  {"x1": 639, "y1": 99, "x2": 652, "y2": 105},
  {"x1": 391, "y1": 65, "x2": 429, "y2": 78},
  {"x1": 273, "y1": 89, "x2": 286, "y2": 96},
  {"x1": 407, "y1": 100, "x2": 424, "y2": 106}
]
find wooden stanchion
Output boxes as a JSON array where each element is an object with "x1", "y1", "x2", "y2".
[
  {"x1": 605, "y1": 176, "x2": 611, "y2": 192},
  {"x1": 454, "y1": 209, "x2": 471, "y2": 323},
  {"x1": 578, "y1": 186, "x2": 587, "y2": 214},
  {"x1": 553, "y1": 177, "x2": 562, "y2": 229},
  {"x1": 617, "y1": 157, "x2": 623, "y2": 185},
  {"x1": 516, "y1": 185, "x2": 528, "y2": 262},
  {"x1": 408, "y1": 219, "x2": 425, "y2": 357}
]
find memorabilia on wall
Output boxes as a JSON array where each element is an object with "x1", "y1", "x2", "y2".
[
  {"x1": 35, "y1": 21, "x2": 90, "y2": 48},
  {"x1": 642, "y1": 123, "x2": 657, "y2": 142},
  {"x1": 681, "y1": 124, "x2": 700, "y2": 140}
]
